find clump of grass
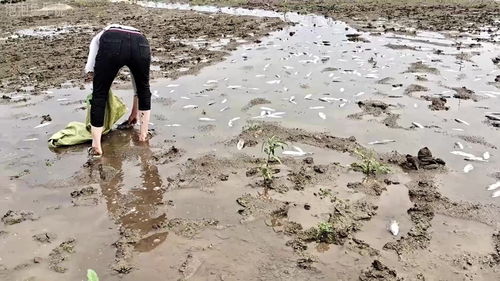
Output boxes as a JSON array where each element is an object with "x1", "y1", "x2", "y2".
[
  {"x1": 351, "y1": 149, "x2": 390, "y2": 176},
  {"x1": 259, "y1": 136, "x2": 286, "y2": 187}
]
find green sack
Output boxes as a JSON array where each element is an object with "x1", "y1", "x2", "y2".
[{"x1": 48, "y1": 91, "x2": 127, "y2": 147}]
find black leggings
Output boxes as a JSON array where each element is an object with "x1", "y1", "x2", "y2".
[{"x1": 91, "y1": 30, "x2": 151, "y2": 127}]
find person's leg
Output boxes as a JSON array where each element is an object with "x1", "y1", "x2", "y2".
[
  {"x1": 128, "y1": 34, "x2": 152, "y2": 141},
  {"x1": 129, "y1": 72, "x2": 139, "y2": 123},
  {"x1": 90, "y1": 32, "x2": 124, "y2": 154}
]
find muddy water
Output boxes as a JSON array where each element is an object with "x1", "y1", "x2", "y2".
[{"x1": 1, "y1": 2, "x2": 499, "y2": 281}]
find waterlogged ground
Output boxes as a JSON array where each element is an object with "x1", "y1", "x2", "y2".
[{"x1": 1, "y1": 1, "x2": 500, "y2": 281}]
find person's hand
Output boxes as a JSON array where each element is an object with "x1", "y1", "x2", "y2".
[{"x1": 84, "y1": 72, "x2": 94, "y2": 83}]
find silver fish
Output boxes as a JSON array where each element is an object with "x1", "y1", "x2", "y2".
[
  {"x1": 260, "y1": 107, "x2": 275, "y2": 112},
  {"x1": 304, "y1": 94, "x2": 313, "y2": 100},
  {"x1": 487, "y1": 181, "x2": 500, "y2": 191},
  {"x1": 309, "y1": 106, "x2": 325, "y2": 110},
  {"x1": 289, "y1": 96, "x2": 296, "y2": 104},
  {"x1": 237, "y1": 139, "x2": 245, "y2": 150},
  {"x1": 318, "y1": 112, "x2": 326, "y2": 120},
  {"x1": 454, "y1": 142, "x2": 464, "y2": 150},
  {"x1": 266, "y1": 80, "x2": 281, "y2": 84},
  {"x1": 463, "y1": 164, "x2": 474, "y2": 173},
  {"x1": 221, "y1": 99, "x2": 228, "y2": 104},
  {"x1": 483, "y1": 152, "x2": 490, "y2": 160},
  {"x1": 493, "y1": 190, "x2": 500, "y2": 198},
  {"x1": 412, "y1": 122, "x2": 424, "y2": 129},
  {"x1": 228, "y1": 117, "x2": 240, "y2": 127},
  {"x1": 167, "y1": 84, "x2": 180, "y2": 88},
  {"x1": 183, "y1": 105, "x2": 198, "y2": 109},
  {"x1": 220, "y1": 106, "x2": 229, "y2": 112},
  {"x1": 389, "y1": 220, "x2": 399, "y2": 236},
  {"x1": 23, "y1": 138, "x2": 39, "y2": 142},
  {"x1": 368, "y1": 139, "x2": 395, "y2": 145},
  {"x1": 454, "y1": 118, "x2": 470, "y2": 126},
  {"x1": 34, "y1": 122, "x2": 51, "y2": 129},
  {"x1": 227, "y1": 85, "x2": 242, "y2": 89},
  {"x1": 165, "y1": 124, "x2": 181, "y2": 127},
  {"x1": 199, "y1": 117, "x2": 215, "y2": 122}
]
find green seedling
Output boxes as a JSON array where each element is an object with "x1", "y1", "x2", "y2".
[
  {"x1": 259, "y1": 136, "x2": 286, "y2": 187},
  {"x1": 351, "y1": 149, "x2": 390, "y2": 176}
]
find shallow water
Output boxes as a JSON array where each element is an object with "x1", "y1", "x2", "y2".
[{"x1": 1, "y1": 2, "x2": 499, "y2": 280}]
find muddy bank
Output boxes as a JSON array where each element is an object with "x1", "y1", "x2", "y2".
[
  {"x1": 173, "y1": 0, "x2": 500, "y2": 35},
  {"x1": 0, "y1": 0, "x2": 287, "y2": 93}
]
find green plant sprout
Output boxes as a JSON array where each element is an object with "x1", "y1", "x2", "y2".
[
  {"x1": 351, "y1": 149, "x2": 390, "y2": 176},
  {"x1": 259, "y1": 136, "x2": 286, "y2": 187}
]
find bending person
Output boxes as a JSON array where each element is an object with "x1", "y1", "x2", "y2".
[{"x1": 84, "y1": 24, "x2": 152, "y2": 156}]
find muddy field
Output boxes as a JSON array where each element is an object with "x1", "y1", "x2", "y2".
[{"x1": 1, "y1": 0, "x2": 500, "y2": 281}]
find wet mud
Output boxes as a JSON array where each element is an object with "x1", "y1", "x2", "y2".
[{"x1": 1, "y1": 1, "x2": 500, "y2": 281}]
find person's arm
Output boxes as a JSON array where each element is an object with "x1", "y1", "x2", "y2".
[{"x1": 84, "y1": 30, "x2": 104, "y2": 74}]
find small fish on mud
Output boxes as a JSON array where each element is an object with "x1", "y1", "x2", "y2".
[
  {"x1": 228, "y1": 117, "x2": 240, "y2": 127},
  {"x1": 183, "y1": 105, "x2": 198, "y2": 109},
  {"x1": 282, "y1": 146, "x2": 311, "y2": 157},
  {"x1": 199, "y1": 117, "x2": 215, "y2": 122},
  {"x1": 304, "y1": 94, "x2": 313, "y2": 100},
  {"x1": 34, "y1": 122, "x2": 51, "y2": 129},
  {"x1": 339, "y1": 103, "x2": 346, "y2": 108},
  {"x1": 289, "y1": 96, "x2": 296, "y2": 104},
  {"x1": 237, "y1": 139, "x2": 245, "y2": 150},
  {"x1": 23, "y1": 138, "x2": 39, "y2": 142},
  {"x1": 167, "y1": 84, "x2": 180, "y2": 88},
  {"x1": 454, "y1": 118, "x2": 470, "y2": 126},
  {"x1": 266, "y1": 80, "x2": 281, "y2": 84},
  {"x1": 483, "y1": 152, "x2": 490, "y2": 160},
  {"x1": 454, "y1": 142, "x2": 464, "y2": 150},
  {"x1": 450, "y1": 151, "x2": 486, "y2": 162},
  {"x1": 463, "y1": 164, "x2": 474, "y2": 173},
  {"x1": 221, "y1": 99, "x2": 227, "y2": 104},
  {"x1": 227, "y1": 85, "x2": 242, "y2": 89},
  {"x1": 485, "y1": 115, "x2": 500, "y2": 121},
  {"x1": 165, "y1": 124, "x2": 181, "y2": 127},
  {"x1": 256, "y1": 74, "x2": 265, "y2": 78},
  {"x1": 487, "y1": 181, "x2": 500, "y2": 191},
  {"x1": 57, "y1": 98, "x2": 69, "y2": 101},
  {"x1": 354, "y1": 92, "x2": 365, "y2": 97},
  {"x1": 309, "y1": 106, "x2": 325, "y2": 110},
  {"x1": 260, "y1": 107, "x2": 275, "y2": 112},
  {"x1": 412, "y1": 122, "x2": 424, "y2": 129},
  {"x1": 368, "y1": 139, "x2": 395, "y2": 145},
  {"x1": 318, "y1": 112, "x2": 326, "y2": 120},
  {"x1": 220, "y1": 106, "x2": 229, "y2": 112},
  {"x1": 339, "y1": 88, "x2": 345, "y2": 93},
  {"x1": 152, "y1": 90, "x2": 159, "y2": 98},
  {"x1": 492, "y1": 190, "x2": 500, "y2": 198},
  {"x1": 206, "y1": 80, "x2": 218, "y2": 84},
  {"x1": 389, "y1": 220, "x2": 399, "y2": 236}
]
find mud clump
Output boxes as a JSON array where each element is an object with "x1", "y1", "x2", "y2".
[
  {"x1": 241, "y1": 98, "x2": 271, "y2": 111},
  {"x1": 349, "y1": 100, "x2": 403, "y2": 129},
  {"x1": 404, "y1": 84, "x2": 428, "y2": 96},
  {"x1": 153, "y1": 145, "x2": 183, "y2": 164},
  {"x1": 237, "y1": 193, "x2": 286, "y2": 223},
  {"x1": 359, "y1": 260, "x2": 400, "y2": 281},
  {"x1": 48, "y1": 238, "x2": 76, "y2": 273},
  {"x1": 422, "y1": 95, "x2": 449, "y2": 111},
  {"x1": 70, "y1": 185, "x2": 99, "y2": 206},
  {"x1": 405, "y1": 61, "x2": 439, "y2": 74},
  {"x1": 452, "y1": 86, "x2": 479, "y2": 101},
  {"x1": 346, "y1": 33, "x2": 369, "y2": 43},
  {"x1": 347, "y1": 181, "x2": 386, "y2": 196},
  {"x1": 401, "y1": 147, "x2": 445, "y2": 171},
  {"x1": 33, "y1": 232, "x2": 57, "y2": 243},
  {"x1": 1, "y1": 210, "x2": 38, "y2": 225},
  {"x1": 457, "y1": 135, "x2": 497, "y2": 149},
  {"x1": 166, "y1": 218, "x2": 218, "y2": 238}
]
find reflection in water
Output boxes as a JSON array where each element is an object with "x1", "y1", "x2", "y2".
[{"x1": 96, "y1": 130, "x2": 168, "y2": 255}]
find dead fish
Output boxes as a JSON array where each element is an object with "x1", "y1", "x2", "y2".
[
  {"x1": 452, "y1": 128, "x2": 464, "y2": 131},
  {"x1": 282, "y1": 146, "x2": 311, "y2": 157},
  {"x1": 180, "y1": 96, "x2": 191, "y2": 100},
  {"x1": 228, "y1": 117, "x2": 240, "y2": 127},
  {"x1": 199, "y1": 117, "x2": 215, "y2": 122},
  {"x1": 167, "y1": 84, "x2": 180, "y2": 88},
  {"x1": 208, "y1": 101, "x2": 216, "y2": 106},
  {"x1": 339, "y1": 103, "x2": 346, "y2": 108},
  {"x1": 268, "y1": 112, "x2": 285, "y2": 118},
  {"x1": 454, "y1": 142, "x2": 464, "y2": 150},
  {"x1": 283, "y1": 66, "x2": 294, "y2": 70},
  {"x1": 228, "y1": 85, "x2": 242, "y2": 89},
  {"x1": 485, "y1": 115, "x2": 500, "y2": 121},
  {"x1": 368, "y1": 139, "x2": 396, "y2": 145},
  {"x1": 34, "y1": 122, "x2": 51, "y2": 129},
  {"x1": 152, "y1": 90, "x2": 160, "y2": 98},
  {"x1": 305, "y1": 72, "x2": 312, "y2": 78},
  {"x1": 221, "y1": 99, "x2": 228, "y2": 104},
  {"x1": 57, "y1": 98, "x2": 69, "y2": 101},
  {"x1": 354, "y1": 92, "x2": 365, "y2": 97},
  {"x1": 412, "y1": 122, "x2": 424, "y2": 129},
  {"x1": 170, "y1": 90, "x2": 175, "y2": 93},
  {"x1": 256, "y1": 74, "x2": 265, "y2": 78},
  {"x1": 283, "y1": 87, "x2": 289, "y2": 92},
  {"x1": 220, "y1": 106, "x2": 229, "y2": 112},
  {"x1": 463, "y1": 164, "x2": 474, "y2": 173},
  {"x1": 183, "y1": 105, "x2": 198, "y2": 109},
  {"x1": 266, "y1": 80, "x2": 281, "y2": 84},
  {"x1": 454, "y1": 118, "x2": 470, "y2": 126},
  {"x1": 389, "y1": 220, "x2": 399, "y2": 236},
  {"x1": 237, "y1": 139, "x2": 245, "y2": 150},
  {"x1": 23, "y1": 138, "x2": 39, "y2": 142},
  {"x1": 206, "y1": 80, "x2": 218, "y2": 84},
  {"x1": 493, "y1": 190, "x2": 500, "y2": 198},
  {"x1": 165, "y1": 124, "x2": 181, "y2": 127},
  {"x1": 339, "y1": 88, "x2": 345, "y2": 93},
  {"x1": 483, "y1": 152, "x2": 490, "y2": 160},
  {"x1": 487, "y1": 181, "x2": 500, "y2": 191},
  {"x1": 450, "y1": 151, "x2": 478, "y2": 159},
  {"x1": 289, "y1": 96, "x2": 296, "y2": 104},
  {"x1": 304, "y1": 94, "x2": 313, "y2": 100},
  {"x1": 318, "y1": 112, "x2": 326, "y2": 120},
  {"x1": 309, "y1": 106, "x2": 325, "y2": 110},
  {"x1": 365, "y1": 74, "x2": 378, "y2": 78},
  {"x1": 260, "y1": 107, "x2": 275, "y2": 112}
]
